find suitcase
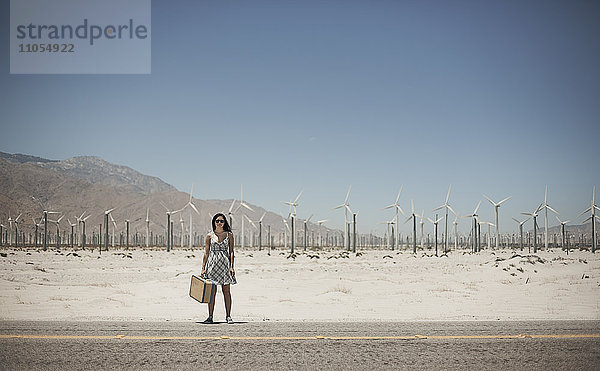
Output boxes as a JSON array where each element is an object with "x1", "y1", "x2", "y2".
[{"x1": 189, "y1": 275, "x2": 217, "y2": 304}]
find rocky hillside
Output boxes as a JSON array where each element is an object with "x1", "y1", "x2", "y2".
[{"x1": 0, "y1": 153, "x2": 176, "y2": 195}]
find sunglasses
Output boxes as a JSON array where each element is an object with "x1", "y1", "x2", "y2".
[{"x1": 215, "y1": 219, "x2": 225, "y2": 224}]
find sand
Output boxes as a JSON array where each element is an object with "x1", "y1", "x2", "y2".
[{"x1": 0, "y1": 247, "x2": 598, "y2": 322}]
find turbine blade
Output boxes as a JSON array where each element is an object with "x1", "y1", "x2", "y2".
[
  {"x1": 447, "y1": 205, "x2": 457, "y2": 216},
  {"x1": 241, "y1": 202, "x2": 255, "y2": 212},
  {"x1": 547, "y1": 205, "x2": 559, "y2": 215},
  {"x1": 228, "y1": 200, "x2": 236, "y2": 213},
  {"x1": 433, "y1": 205, "x2": 445, "y2": 212},
  {"x1": 189, "y1": 202, "x2": 200, "y2": 215},
  {"x1": 259, "y1": 212, "x2": 267, "y2": 222},
  {"x1": 498, "y1": 196, "x2": 512, "y2": 205},
  {"x1": 294, "y1": 190, "x2": 304, "y2": 203},
  {"x1": 445, "y1": 185, "x2": 451, "y2": 204},
  {"x1": 482, "y1": 194, "x2": 494, "y2": 205},
  {"x1": 474, "y1": 201, "x2": 481, "y2": 214},
  {"x1": 579, "y1": 207, "x2": 591, "y2": 216},
  {"x1": 395, "y1": 185, "x2": 403, "y2": 203},
  {"x1": 344, "y1": 185, "x2": 352, "y2": 203}
]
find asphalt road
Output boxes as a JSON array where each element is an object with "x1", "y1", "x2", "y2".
[{"x1": 1, "y1": 320, "x2": 599, "y2": 370}]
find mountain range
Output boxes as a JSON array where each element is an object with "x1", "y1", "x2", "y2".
[{"x1": 0, "y1": 151, "x2": 337, "y2": 245}]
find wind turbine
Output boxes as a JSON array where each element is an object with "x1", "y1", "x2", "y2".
[
  {"x1": 522, "y1": 204, "x2": 542, "y2": 253},
  {"x1": 452, "y1": 214, "x2": 459, "y2": 250},
  {"x1": 145, "y1": 208, "x2": 151, "y2": 248},
  {"x1": 433, "y1": 185, "x2": 456, "y2": 254},
  {"x1": 303, "y1": 214, "x2": 313, "y2": 252},
  {"x1": 383, "y1": 186, "x2": 404, "y2": 251},
  {"x1": 579, "y1": 186, "x2": 600, "y2": 253},
  {"x1": 403, "y1": 200, "x2": 418, "y2": 254},
  {"x1": 226, "y1": 200, "x2": 237, "y2": 228},
  {"x1": 234, "y1": 185, "x2": 255, "y2": 250},
  {"x1": 257, "y1": 212, "x2": 266, "y2": 251},
  {"x1": 183, "y1": 185, "x2": 200, "y2": 249},
  {"x1": 32, "y1": 217, "x2": 43, "y2": 248},
  {"x1": 555, "y1": 216, "x2": 571, "y2": 254},
  {"x1": 316, "y1": 219, "x2": 328, "y2": 248},
  {"x1": 381, "y1": 219, "x2": 395, "y2": 250},
  {"x1": 49, "y1": 215, "x2": 64, "y2": 249},
  {"x1": 12, "y1": 213, "x2": 22, "y2": 248},
  {"x1": 483, "y1": 194, "x2": 512, "y2": 250},
  {"x1": 512, "y1": 217, "x2": 530, "y2": 251},
  {"x1": 75, "y1": 211, "x2": 87, "y2": 247},
  {"x1": 333, "y1": 185, "x2": 352, "y2": 250},
  {"x1": 427, "y1": 215, "x2": 444, "y2": 256},
  {"x1": 479, "y1": 221, "x2": 495, "y2": 249},
  {"x1": 538, "y1": 186, "x2": 558, "y2": 250},
  {"x1": 282, "y1": 189, "x2": 302, "y2": 253},
  {"x1": 417, "y1": 210, "x2": 426, "y2": 250},
  {"x1": 0, "y1": 222, "x2": 5, "y2": 248},
  {"x1": 31, "y1": 196, "x2": 59, "y2": 251},
  {"x1": 161, "y1": 203, "x2": 182, "y2": 252},
  {"x1": 282, "y1": 218, "x2": 291, "y2": 250},
  {"x1": 462, "y1": 201, "x2": 481, "y2": 252},
  {"x1": 178, "y1": 213, "x2": 186, "y2": 248},
  {"x1": 7, "y1": 213, "x2": 13, "y2": 246},
  {"x1": 67, "y1": 219, "x2": 77, "y2": 249},
  {"x1": 109, "y1": 214, "x2": 118, "y2": 248},
  {"x1": 103, "y1": 208, "x2": 116, "y2": 251}
]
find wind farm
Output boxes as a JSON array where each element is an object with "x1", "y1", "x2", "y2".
[{"x1": 0, "y1": 154, "x2": 597, "y2": 255}]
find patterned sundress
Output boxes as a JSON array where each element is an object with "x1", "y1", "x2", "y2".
[{"x1": 206, "y1": 231, "x2": 237, "y2": 285}]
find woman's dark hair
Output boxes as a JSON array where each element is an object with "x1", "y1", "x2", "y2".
[{"x1": 212, "y1": 213, "x2": 232, "y2": 232}]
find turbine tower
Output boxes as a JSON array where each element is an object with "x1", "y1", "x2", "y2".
[
  {"x1": 303, "y1": 214, "x2": 313, "y2": 252},
  {"x1": 482, "y1": 194, "x2": 512, "y2": 250},
  {"x1": 183, "y1": 185, "x2": 201, "y2": 249},
  {"x1": 579, "y1": 186, "x2": 599, "y2": 253},
  {"x1": 433, "y1": 185, "x2": 455, "y2": 254},
  {"x1": 383, "y1": 186, "x2": 404, "y2": 251},
  {"x1": 282, "y1": 190, "x2": 303, "y2": 253},
  {"x1": 333, "y1": 185, "x2": 352, "y2": 250},
  {"x1": 538, "y1": 186, "x2": 558, "y2": 250},
  {"x1": 161, "y1": 203, "x2": 183, "y2": 252},
  {"x1": 555, "y1": 216, "x2": 570, "y2": 253},
  {"x1": 512, "y1": 217, "x2": 530, "y2": 252},
  {"x1": 462, "y1": 201, "x2": 481, "y2": 252},
  {"x1": 427, "y1": 215, "x2": 444, "y2": 257},
  {"x1": 403, "y1": 200, "x2": 418, "y2": 254},
  {"x1": 522, "y1": 204, "x2": 542, "y2": 253},
  {"x1": 236, "y1": 184, "x2": 255, "y2": 249}
]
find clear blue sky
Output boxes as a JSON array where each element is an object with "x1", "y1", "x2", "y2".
[{"x1": 1, "y1": 1, "x2": 599, "y2": 236}]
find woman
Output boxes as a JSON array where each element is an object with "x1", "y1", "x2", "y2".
[{"x1": 201, "y1": 213, "x2": 236, "y2": 324}]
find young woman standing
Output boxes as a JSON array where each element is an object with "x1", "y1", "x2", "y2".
[{"x1": 201, "y1": 213, "x2": 236, "y2": 324}]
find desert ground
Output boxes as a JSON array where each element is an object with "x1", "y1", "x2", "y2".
[{"x1": 0, "y1": 246, "x2": 598, "y2": 322}]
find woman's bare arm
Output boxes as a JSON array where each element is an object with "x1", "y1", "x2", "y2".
[{"x1": 202, "y1": 234, "x2": 210, "y2": 273}]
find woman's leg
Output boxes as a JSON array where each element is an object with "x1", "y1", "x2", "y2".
[
  {"x1": 208, "y1": 291, "x2": 216, "y2": 317},
  {"x1": 223, "y1": 284, "x2": 232, "y2": 317}
]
